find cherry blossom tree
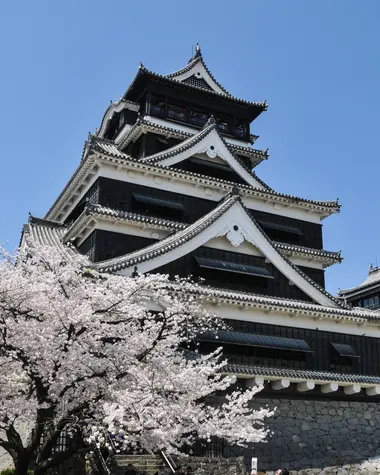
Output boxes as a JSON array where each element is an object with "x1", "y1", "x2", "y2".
[{"x1": 0, "y1": 242, "x2": 272, "y2": 475}]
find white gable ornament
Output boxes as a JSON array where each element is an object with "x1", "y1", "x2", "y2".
[
  {"x1": 206, "y1": 144, "x2": 218, "y2": 158},
  {"x1": 216, "y1": 223, "x2": 248, "y2": 248},
  {"x1": 226, "y1": 224, "x2": 245, "y2": 247}
]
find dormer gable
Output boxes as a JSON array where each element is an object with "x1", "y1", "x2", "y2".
[
  {"x1": 165, "y1": 44, "x2": 230, "y2": 96},
  {"x1": 141, "y1": 118, "x2": 269, "y2": 190},
  {"x1": 94, "y1": 190, "x2": 345, "y2": 310}
]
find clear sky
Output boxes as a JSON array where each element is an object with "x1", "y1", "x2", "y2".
[{"x1": 1, "y1": 0, "x2": 379, "y2": 294}]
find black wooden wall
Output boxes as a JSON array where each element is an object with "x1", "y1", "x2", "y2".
[
  {"x1": 223, "y1": 319, "x2": 380, "y2": 375},
  {"x1": 78, "y1": 229, "x2": 324, "y2": 300},
  {"x1": 67, "y1": 177, "x2": 323, "y2": 249},
  {"x1": 79, "y1": 231, "x2": 156, "y2": 263}
]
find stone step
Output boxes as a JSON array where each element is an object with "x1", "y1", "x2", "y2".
[{"x1": 113, "y1": 455, "x2": 166, "y2": 475}]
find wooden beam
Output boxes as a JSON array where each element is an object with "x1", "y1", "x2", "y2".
[
  {"x1": 321, "y1": 382, "x2": 338, "y2": 393},
  {"x1": 344, "y1": 384, "x2": 361, "y2": 395},
  {"x1": 297, "y1": 380, "x2": 315, "y2": 392},
  {"x1": 366, "y1": 386, "x2": 380, "y2": 396},
  {"x1": 272, "y1": 379, "x2": 290, "y2": 390},
  {"x1": 246, "y1": 377, "x2": 264, "y2": 388}
]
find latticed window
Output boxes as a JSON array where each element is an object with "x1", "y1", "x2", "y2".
[
  {"x1": 167, "y1": 104, "x2": 187, "y2": 121},
  {"x1": 150, "y1": 95, "x2": 165, "y2": 116},
  {"x1": 235, "y1": 122, "x2": 247, "y2": 137},
  {"x1": 189, "y1": 109, "x2": 208, "y2": 126}
]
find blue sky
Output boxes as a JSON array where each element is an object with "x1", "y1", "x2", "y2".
[{"x1": 1, "y1": 0, "x2": 379, "y2": 294}]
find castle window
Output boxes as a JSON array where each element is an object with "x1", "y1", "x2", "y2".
[
  {"x1": 257, "y1": 219, "x2": 303, "y2": 243},
  {"x1": 132, "y1": 193, "x2": 185, "y2": 220},
  {"x1": 195, "y1": 257, "x2": 273, "y2": 279},
  {"x1": 330, "y1": 342, "x2": 360, "y2": 371},
  {"x1": 198, "y1": 330, "x2": 311, "y2": 369},
  {"x1": 235, "y1": 123, "x2": 247, "y2": 137},
  {"x1": 150, "y1": 95, "x2": 165, "y2": 117},
  {"x1": 167, "y1": 104, "x2": 187, "y2": 122},
  {"x1": 215, "y1": 115, "x2": 229, "y2": 133},
  {"x1": 199, "y1": 330, "x2": 312, "y2": 352},
  {"x1": 118, "y1": 112, "x2": 125, "y2": 129},
  {"x1": 359, "y1": 295, "x2": 380, "y2": 309},
  {"x1": 189, "y1": 109, "x2": 208, "y2": 127}
]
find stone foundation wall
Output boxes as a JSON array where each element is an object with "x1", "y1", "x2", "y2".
[
  {"x1": 241, "y1": 398, "x2": 380, "y2": 474},
  {"x1": 179, "y1": 456, "x2": 246, "y2": 475}
]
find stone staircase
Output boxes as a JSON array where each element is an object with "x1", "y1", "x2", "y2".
[{"x1": 112, "y1": 455, "x2": 166, "y2": 475}]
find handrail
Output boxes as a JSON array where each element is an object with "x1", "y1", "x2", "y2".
[
  {"x1": 93, "y1": 447, "x2": 112, "y2": 475},
  {"x1": 160, "y1": 450, "x2": 177, "y2": 473}
]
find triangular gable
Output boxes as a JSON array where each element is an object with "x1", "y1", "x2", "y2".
[
  {"x1": 95, "y1": 192, "x2": 343, "y2": 309},
  {"x1": 165, "y1": 46, "x2": 230, "y2": 96},
  {"x1": 141, "y1": 120, "x2": 269, "y2": 190}
]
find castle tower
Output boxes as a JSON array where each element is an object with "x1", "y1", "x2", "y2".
[{"x1": 22, "y1": 46, "x2": 380, "y2": 472}]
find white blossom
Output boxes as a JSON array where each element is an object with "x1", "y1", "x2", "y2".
[{"x1": 0, "y1": 242, "x2": 272, "y2": 474}]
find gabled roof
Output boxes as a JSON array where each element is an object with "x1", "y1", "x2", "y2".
[
  {"x1": 96, "y1": 98, "x2": 139, "y2": 138},
  {"x1": 123, "y1": 59, "x2": 267, "y2": 118},
  {"x1": 165, "y1": 44, "x2": 230, "y2": 96},
  {"x1": 23, "y1": 211, "x2": 376, "y2": 325},
  {"x1": 20, "y1": 216, "x2": 71, "y2": 253},
  {"x1": 82, "y1": 134, "x2": 126, "y2": 161},
  {"x1": 339, "y1": 265, "x2": 380, "y2": 297},
  {"x1": 94, "y1": 190, "x2": 345, "y2": 309},
  {"x1": 63, "y1": 203, "x2": 342, "y2": 267},
  {"x1": 46, "y1": 134, "x2": 340, "y2": 222},
  {"x1": 140, "y1": 118, "x2": 270, "y2": 190},
  {"x1": 119, "y1": 117, "x2": 266, "y2": 166}
]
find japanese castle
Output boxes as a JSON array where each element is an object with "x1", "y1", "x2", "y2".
[
  {"x1": 339, "y1": 264, "x2": 380, "y2": 310},
  {"x1": 22, "y1": 45, "x2": 380, "y2": 470}
]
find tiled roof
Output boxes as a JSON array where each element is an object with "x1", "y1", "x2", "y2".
[
  {"x1": 94, "y1": 192, "x2": 240, "y2": 272},
  {"x1": 46, "y1": 134, "x2": 340, "y2": 221},
  {"x1": 83, "y1": 134, "x2": 127, "y2": 160},
  {"x1": 23, "y1": 212, "x2": 376, "y2": 324},
  {"x1": 92, "y1": 136, "x2": 338, "y2": 212},
  {"x1": 224, "y1": 363, "x2": 380, "y2": 385},
  {"x1": 120, "y1": 117, "x2": 267, "y2": 164},
  {"x1": 97, "y1": 98, "x2": 139, "y2": 138},
  {"x1": 70, "y1": 204, "x2": 341, "y2": 265},
  {"x1": 182, "y1": 75, "x2": 213, "y2": 91},
  {"x1": 63, "y1": 203, "x2": 186, "y2": 243},
  {"x1": 123, "y1": 64, "x2": 268, "y2": 110},
  {"x1": 165, "y1": 54, "x2": 231, "y2": 95},
  {"x1": 242, "y1": 198, "x2": 345, "y2": 309},
  {"x1": 339, "y1": 266, "x2": 380, "y2": 296},
  {"x1": 93, "y1": 191, "x2": 345, "y2": 309},
  {"x1": 140, "y1": 118, "x2": 271, "y2": 190},
  {"x1": 273, "y1": 242, "x2": 342, "y2": 264},
  {"x1": 203, "y1": 286, "x2": 380, "y2": 322},
  {"x1": 26, "y1": 217, "x2": 67, "y2": 247}
]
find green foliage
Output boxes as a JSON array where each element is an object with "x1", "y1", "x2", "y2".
[{"x1": 0, "y1": 470, "x2": 34, "y2": 475}]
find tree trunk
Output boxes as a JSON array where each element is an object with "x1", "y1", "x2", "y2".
[{"x1": 14, "y1": 456, "x2": 30, "y2": 475}]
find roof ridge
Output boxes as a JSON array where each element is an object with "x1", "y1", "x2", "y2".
[
  {"x1": 76, "y1": 204, "x2": 341, "y2": 264},
  {"x1": 237, "y1": 200, "x2": 347, "y2": 309},
  {"x1": 223, "y1": 363, "x2": 380, "y2": 384},
  {"x1": 93, "y1": 194, "x2": 343, "y2": 309},
  {"x1": 84, "y1": 148, "x2": 341, "y2": 210},
  {"x1": 164, "y1": 45, "x2": 231, "y2": 96},
  {"x1": 274, "y1": 242, "x2": 342, "y2": 261},
  {"x1": 141, "y1": 121, "x2": 216, "y2": 164},
  {"x1": 139, "y1": 120, "x2": 272, "y2": 190},
  {"x1": 125, "y1": 64, "x2": 268, "y2": 109},
  {"x1": 28, "y1": 216, "x2": 67, "y2": 229},
  {"x1": 124, "y1": 117, "x2": 267, "y2": 161},
  {"x1": 201, "y1": 286, "x2": 378, "y2": 321},
  {"x1": 95, "y1": 191, "x2": 240, "y2": 272}
]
